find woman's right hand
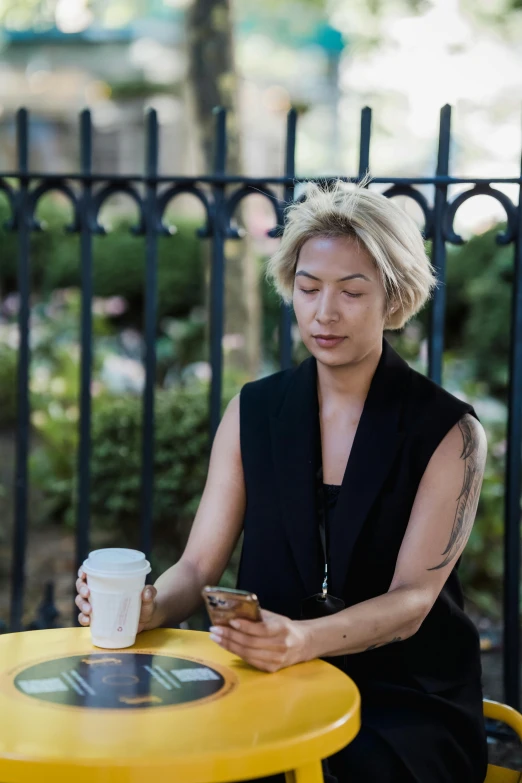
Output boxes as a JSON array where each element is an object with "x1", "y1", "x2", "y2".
[{"x1": 75, "y1": 568, "x2": 162, "y2": 633}]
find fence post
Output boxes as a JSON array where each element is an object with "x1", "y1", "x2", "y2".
[
  {"x1": 279, "y1": 108, "x2": 297, "y2": 371},
  {"x1": 428, "y1": 105, "x2": 451, "y2": 384},
  {"x1": 208, "y1": 107, "x2": 227, "y2": 443},
  {"x1": 9, "y1": 108, "x2": 30, "y2": 632},
  {"x1": 75, "y1": 109, "x2": 94, "y2": 614},
  {"x1": 503, "y1": 142, "x2": 522, "y2": 710},
  {"x1": 140, "y1": 109, "x2": 159, "y2": 562},
  {"x1": 359, "y1": 106, "x2": 372, "y2": 180}
]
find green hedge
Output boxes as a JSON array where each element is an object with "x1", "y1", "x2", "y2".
[
  {"x1": 445, "y1": 227, "x2": 512, "y2": 395},
  {"x1": 0, "y1": 198, "x2": 205, "y2": 324},
  {"x1": 0, "y1": 346, "x2": 18, "y2": 427},
  {"x1": 30, "y1": 386, "x2": 235, "y2": 576}
]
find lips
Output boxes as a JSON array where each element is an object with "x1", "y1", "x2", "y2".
[{"x1": 313, "y1": 335, "x2": 345, "y2": 348}]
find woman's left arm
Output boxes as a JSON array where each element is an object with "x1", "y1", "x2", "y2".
[{"x1": 210, "y1": 413, "x2": 487, "y2": 672}]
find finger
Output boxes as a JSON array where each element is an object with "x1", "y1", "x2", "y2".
[
  {"x1": 76, "y1": 578, "x2": 89, "y2": 598},
  {"x1": 139, "y1": 603, "x2": 155, "y2": 624},
  {"x1": 142, "y1": 585, "x2": 156, "y2": 603},
  {"x1": 78, "y1": 567, "x2": 86, "y2": 580},
  {"x1": 260, "y1": 609, "x2": 278, "y2": 622},
  {"x1": 210, "y1": 626, "x2": 284, "y2": 652},
  {"x1": 75, "y1": 593, "x2": 92, "y2": 614},
  {"x1": 139, "y1": 587, "x2": 157, "y2": 622},
  {"x1": 243, "y1": 658, "x2": 282, "y2": 673},
  {"x1": 78, "y1": 612, "x2": 90, "y2": 626},
  {"x1": 227, "y1": 617, "x2": 279, "y2": 637},
  {"x1": 78, "y1": 597, "x2": 91, "y2": 615},
  {"x1": 215, "y1": 636, "x2": 283, "y2": 666},
  {"x1": 259, "y1": 610, "x2": 286, "y2": 632}
]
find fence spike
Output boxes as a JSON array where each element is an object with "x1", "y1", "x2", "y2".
[{"x1": 359, "y1": 106, "x2": 372, "y2": 180}]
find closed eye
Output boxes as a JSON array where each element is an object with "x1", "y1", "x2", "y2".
[
  {"x1": 343, "y1": 292, "x2": 363, "y2": 298},
  {"x1": 300, "y1": 288, "x2": 318, "y2": 295}
]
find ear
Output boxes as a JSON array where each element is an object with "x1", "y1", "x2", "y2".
[{"x1": 384, "y1": 299, "x2": 400, "y2": 329}]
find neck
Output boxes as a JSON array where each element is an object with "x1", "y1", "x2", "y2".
[{"x1": 316, "y1": 340, "x2": 383, "y2": 410}]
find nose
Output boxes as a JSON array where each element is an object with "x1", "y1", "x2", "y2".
[{"x1": 315, "y1": 289, "x2": 339, "y2": 325}]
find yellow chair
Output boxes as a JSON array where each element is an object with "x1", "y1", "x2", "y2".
[{"x1": 484, "y1": 699, "x2": 522, "y2": 783}]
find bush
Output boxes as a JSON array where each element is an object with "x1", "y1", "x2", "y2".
[
  {"x1": 31, "y1": 384, "x2": 235, "y2": 576},
  {"x1": 445, "y1": 227, "x2": 512, "y2": 396},
  {"x1": 0, "y1": 346, "x2": 18, "y2": 427},
  {"x1": 90, "y1": 390, "x2": 211, "y2": 540},
  {"x1": 0, "y1": 199, "x2": 205, "y2": 325}
]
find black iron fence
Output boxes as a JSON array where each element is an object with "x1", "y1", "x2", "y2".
[{"x1": 0, "y1": 105, "x2": 520, "y2": 711}]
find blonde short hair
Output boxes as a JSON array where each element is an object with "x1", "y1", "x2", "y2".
[{"x1": 266, "y1": 179, "x2": 437, "y2": 330}]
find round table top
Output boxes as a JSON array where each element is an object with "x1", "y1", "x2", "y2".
[{"x1": 0, "y1": 627, "x2": 360, "y2": 783}]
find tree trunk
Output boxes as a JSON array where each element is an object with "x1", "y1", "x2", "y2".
[{"x1": 186, "y1": 0, "x2": 261, "y2": 378}]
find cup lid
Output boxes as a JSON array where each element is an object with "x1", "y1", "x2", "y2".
[{"x1": 83, "y1": 548, "x2": 151, "y2": 576}]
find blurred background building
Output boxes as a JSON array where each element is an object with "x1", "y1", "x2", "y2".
[
  {"x1": 0, "y1": 0, "x2": 520, "y2": 234},
  {"x1": 0, "y1": 1, "x2": 343, "y2": 178}
]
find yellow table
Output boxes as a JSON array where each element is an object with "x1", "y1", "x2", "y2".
[{"x1": 0, "y1": 627, "x2": 360, "y2": 783}]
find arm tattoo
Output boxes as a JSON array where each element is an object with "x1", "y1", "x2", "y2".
[
  {"x1": 428, "y1": 415, "x2": 484, "y2": 571},
  {"x1": 365, "y1": 637, "x2": 402, "y2": 652}
]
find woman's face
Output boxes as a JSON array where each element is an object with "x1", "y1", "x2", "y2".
[{"x1": 292, "y1": 235, "x2": 389, "y2": 367}]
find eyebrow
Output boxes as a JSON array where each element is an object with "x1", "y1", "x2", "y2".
[{"x1": 295, "y1": 271, "x2": 372, "y2": 283}]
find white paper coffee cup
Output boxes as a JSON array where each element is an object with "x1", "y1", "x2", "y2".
[{"x1": 82, "y1": 548, "x2": 151, "y2": 649}]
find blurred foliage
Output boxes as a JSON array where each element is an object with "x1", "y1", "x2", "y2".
[
  {"x1": 156, "y1": 312, "x2": 207, "y2": 386},
  {"x1": 261, "y1": 266, "x2": 282, "y2": 364},
  {"x1": 19, "y1": 289, "x2": 246, "y2": 583},
  {"x1": 445, "y1": 227, "x2": 512, "y2": 396},
  {"x1": 1, "y1": 0, "x2": 519, "y2": 34},
  {"x1": 0, "y1": 289, "x2": 111, "y2": 430},
  {"x1": 30, "y1": 383, "x2": 237, "y2": 579},
  {"x1": 0, "y1": 345, "x2": 17, "y2": 427},
  {"x1": 0, "y1": 198, "x2": 205, "y2": 327},
  {"x1": 108, "y1": 80, "x2": 182, "y2": 101}
]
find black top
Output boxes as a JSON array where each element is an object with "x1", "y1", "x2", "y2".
[
  {"x1": 237, "y1": 338, "x2": 487, "y2": 783},
  {"x1": 323, "y1": 483, "x2": 342, "y2": 505},
  {"x1": 322, "y1": 483, "x2": 340, "y2": 576}
]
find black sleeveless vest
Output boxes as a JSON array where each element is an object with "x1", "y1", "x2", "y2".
[{"x1": 237, "y1": 337, "x2": 483, "y2": 695}]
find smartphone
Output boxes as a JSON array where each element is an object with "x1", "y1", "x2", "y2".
[{"x1": 202, "y1": 586, "x2": 262, "y2": 626}]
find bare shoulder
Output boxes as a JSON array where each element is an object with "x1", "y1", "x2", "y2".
[
  {"x1": 223, "y1": 392, "x2": 240, "y2": 423},
  {"x1": 432, "y1": 413, "x2": 487, "y2": 469},
  {"x1": 417, "y1": 413, "x2": 487, "y2": 571},
  {"x1": 181, "y1": 392, "x2": 245, "y2": 583},
  {"x1": 212, "y1": 393, "x2": 240, "y2": 454}
]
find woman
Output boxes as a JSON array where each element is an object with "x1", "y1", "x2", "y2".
[{"x1": 77, "y1": 181, "x2": 488, "y2": 783}]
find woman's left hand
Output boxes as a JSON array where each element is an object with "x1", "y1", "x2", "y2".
[{"x1": 209, "y1": 610, "x2": 310, "y2": 673}]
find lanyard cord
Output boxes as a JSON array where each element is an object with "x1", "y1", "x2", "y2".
[{"x1": 316, "y1": 464, "x2": 329, "y2": 597}]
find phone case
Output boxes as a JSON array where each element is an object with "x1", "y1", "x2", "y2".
[{"x1": 202, "y1": 586, "x2": 262, "y2": 625}]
